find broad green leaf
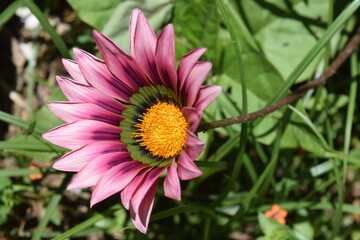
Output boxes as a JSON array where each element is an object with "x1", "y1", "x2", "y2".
[
  {"x1": 294, "y1": 222, "x2": 314, "y2": 240},
  {"x1": 0, "y1": 134, "x2": 65, "y2": 161},
  {"x1": 0, "y1": 177, "x2": 11, "y2": 190},
  {"x1": 33, "y1": 87, "x2": 66, "y2": 134},
  {"x1": 173, "y1": 0, "x2": 219, "y2": 63},
  {"x1": 257, "y1": 213, "x2": 299, "y2": 240},
  {"x1": 241, "y1": 0, "x2": 356, "y2": 81},
  {"x1": 102, "y1": 0, "x2": 172, "y2": 51},
  {"x1": 66, "y1": 0, "x2": 125, "y2": 30}
]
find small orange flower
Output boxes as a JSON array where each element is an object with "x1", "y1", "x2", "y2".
[
  {"x1": 265, "y1": 204, "x2": 288, "y2": 224},
  {"x1": 28, "y1": 164, "x2": 43, "y2": 181}
]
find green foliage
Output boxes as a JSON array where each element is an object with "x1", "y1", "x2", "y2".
[{"x1": 1, "y1": 0, "x2": 360, "y2": 239}]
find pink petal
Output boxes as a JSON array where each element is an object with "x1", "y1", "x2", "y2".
[
  {"x1": 194, "y1": 85, "x2": 222, "y2": 112},
  {"x1": 92, "y1": 30, "x2": 149, "y2": 90},
  {"x1": 48, "y1": 101, "x2": 123, "y2": 126},
  {"x1": 131, "y1": 180, "x2": 158, "y2": 234},
  {"x1": 155, "y1": 24, "x2": 177, "y2": 90},
  {"x1": 73, "y1": 48, "x2": 132, "y2": 102},
  {"x1": 43, "y1": 120, "x2": 120, "y2": 150},
  {"x1": 164, "y1": 160, "x2": 181, "y2": 201},
  {"x1": 67, "y1": 151, "x2": 130, "y2": 189},
  {"x1": 181, "y1": 107, "x2": 202, "y2": 132},
  {"x1": 177, "y1": 151, "x2": 202, "y2": 180},
  {"x1": 184, "y1": 62, "x2": 212, "y2": 107},
  {"x1": 56, "y1": 76, "x2": 125, "y2": 114},
  {"x1": 132, "y1": 10, "x2": 161, "y2": 85},
  {"x1": 121, "y1": 169, "x2": 148, "y2": 210},
  {"x1": 130, "y1": 167, "x2": 164, "y2": 215},
  {"x1": 185, "y1": 130, "x2": 205, "y2": 160},
  {"x1": 53, "y1": 141, "x2": 125, "y2": 172},
  {"x1": 90, "y1": 161, "x2": 147, "y2": 207},
  {"x1": 178, "y1": 48, "x2": 206, "y2": 92},
  {"x1": 129, "y1": 9, "x2": 140, "y2": 57},
  {"x1": 62, "y1": 59, "x2": 88, "y2": 85}
]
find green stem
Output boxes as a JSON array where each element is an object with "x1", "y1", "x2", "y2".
[{"x1": 22, "y1": 0, "x2": 71, "y2": 59}]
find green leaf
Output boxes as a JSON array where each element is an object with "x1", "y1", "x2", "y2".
[
  {"x1": 0, "y1": 177, "x2": 11, "y2": 190},
  {"x1": 102, "y1": 0, "x2": 172, "y2": 51},
  {"x1": 241, "y1": 0, "x2": 356, "y2": 81},
  {"x1": 66, "y1": 0, "x2": 125, "y2": 30},
  {"x1": 0, "y1": 0, "x2": 23, "y2": 30},
  {"x1": 173, "y1": 0, "x2": 219, "y2": 62},
  {"x1": 0, "y1": 134, "x2": 65, "y2": 162},
  {"x1": 258, "y1": 213, "x2": 300, "y2": 240},
  {"x1": 294, "y1": 222, "x2": 314, "y2": 240}
]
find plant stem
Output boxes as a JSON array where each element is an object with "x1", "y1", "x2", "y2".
[{"x1": 197, "y1": 27, "x2": 360, "y2": 132}]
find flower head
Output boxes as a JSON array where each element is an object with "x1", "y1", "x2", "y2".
[
  {"x1": 265, "y1": 204, "x2": 288, "y2": 225},
  {"x1": 43, "y1": 9, "x2": 221, "y2": 233}
]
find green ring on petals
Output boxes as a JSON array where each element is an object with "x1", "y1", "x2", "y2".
[{"x1": 120, "y1": 85, "x2": 183, "y2": 167}]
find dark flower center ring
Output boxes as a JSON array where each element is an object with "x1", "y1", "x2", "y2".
[{"x1": 120, "y1": 85, "x2": 188, "y2": 167}]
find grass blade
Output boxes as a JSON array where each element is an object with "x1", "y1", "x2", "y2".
[
  {"x1": 0, "y1": 0, "x2": 23, "y2": 30},
  {"x1": 268, "y1": 0, "x2": 360, "y2": 104},
  {"x1": 22, "y1": 0, "x2": 71, "y2": 59}
]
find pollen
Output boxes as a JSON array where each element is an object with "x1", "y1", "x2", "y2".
[{"x1": 133, "y1": 102, "x2": 188, "y2": 158}]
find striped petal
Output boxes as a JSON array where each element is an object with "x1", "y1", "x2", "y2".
[
  {"x1": 177, "y1": 151, "x2": 202, "y2": 181},
  {"x1": 194, "y1": 85, "x2": 221, "y2": 112},
  {"x1": 93, "y1": 30, "x2": 149, "y2": 90},
  {"x1": 130, "y1": 167, "x2": 164, "y2": 215},
  {"x1": 155, "y1": 24, "x2": 177, "y2": 90},
  {"x1": 132, "y1": 10, "x2": 161, "y2": 85},
  {"x1": 73, "y1": 48, "x2": 132, "y2": 101},
  {"x1": 130, "y1": 179, "x2": 158, "y2": 234},
  {"x1": 121, "y1": 169, "x2": 148, "y2": 210},
  {"x1": 182, "y1": 107, "x2": 202, "y2": 132},
  {"x1": 90, "y1": 161, "x2": 147, "y2": 207},
  {"x1": 43, "y1": 120, "x2": 120, "y2": 150},
  {"x1": 185, "y1": 130, "x2": 205, "y2": 160},
  {"x1": 48, "y1": 101, "x2": 123, "y2": 126},
  {"x1": 67, "y1": 151, "x2": 130, "y2": 190},
  {"x1": 62, "y1": 59, "x2": 88, "y2": 85},
  {"x1": 52, "y1": 141, "x2": 125, "y2": 172},
  {"x1": 56, "y1": 76, "x2": 125, "y2": 114},
  {"x1": 164, "y1": 160, "x2": 181, "y2": 201},
  {"x1": 178, "y1": 48, "x2": 206, "y2": 92},
  {"x1": 129, "y1": 9, "x2": 140, "y2": 57},
  {"x1": 184, "y1": 62, "x2": 212, "y2": 107}
]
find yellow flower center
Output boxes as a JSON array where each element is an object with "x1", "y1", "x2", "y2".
[{"x1": 133, "y1": 102, "x2": 188, "y2": 158}]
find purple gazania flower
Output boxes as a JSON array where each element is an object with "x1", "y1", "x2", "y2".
[{"x1": 43, "y1": 9, "x2": 221, "y2": 233}]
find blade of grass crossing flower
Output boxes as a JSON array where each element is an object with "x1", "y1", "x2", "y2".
[
  {"x1": 150, "y1": 205, "x2": 216, "y2": 222},
  {"x1": 243, "y1": 154, "x2": 258, "y2": 183},
  {"x1": 187, "y1": 134, "x2": 240, "y2": 192},
  {"x1": 216, "y1": 109, "x2": 292, "y2": 237},
  {"x1": 287, "y1": 105, "x2": 330, "y2": 149},
  {"x1": 31, "y1": 194, "x2": 62, "y2": 240},
  {"x1": 0, "y1": 0, "x2": 23, "y2": 30},
  {"x1": 0, "y1": 168, "x2": 56, "y2": 177},
  {"x1": 0, "y1": 136, "x2": 66, "y2": 152},
  {"x1": 32, "y1": 174, "x2": 71, "y2": 240},
  {"x1": 22, "y1": 0, "x2": 71, "y2": 59},
  {"x1": 216, "y1": 0, "x2": 261, "y2": 52},
  {"x1": 216, "y1": 0, "x2": 248, "y2": 115},
  {"x1": 216, "y1": 0, "x2": 249, "y2": 205},
  {"x1": 0, "y1": 110, "x2": 31, "y2": 131},
  {"x1": 331, "y1": 158, "x2": 342, "y2": 238},
  {"x1": 251, "y1": 133, "x2": 269, "y2": 164},
  {"x1": 268, "y1": 0, "x2": 360, "y2": 104},
  {"x1": 51, "y1": 205, "x2": 121, "y2": 240},
  {"x1": 343, "y1": 52, "x2": 359, "y2": 182},
  {"x1": 203, "y1": 217, "x2": 212, "y2": 240},
  {"x1": 324, "y1": 118, "x2": 343, "y2": 239}
]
